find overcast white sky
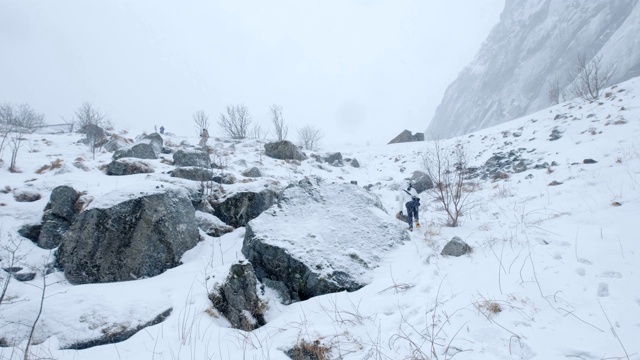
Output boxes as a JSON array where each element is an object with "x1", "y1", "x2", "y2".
[{"x1": 0, "y1": 0, "x2": 504, "y2": 146}]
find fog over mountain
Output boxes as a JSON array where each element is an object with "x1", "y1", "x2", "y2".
[{"x1": 427, "y1": 0, "x2": 640, "y2": 139}]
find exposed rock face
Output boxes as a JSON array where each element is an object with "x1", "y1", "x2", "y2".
[
  {"x1": 388, "y1": 130, "x2": 425, "y2": 144},
  {"x1": 170, "y1": 167, "x2": 214, "y2": 181},
  {"x1": 173, "y1": 149, "x2": 210, "y2": 167},
  {"x1": 106, "y1": 158, "x2": 154, "y2": 176},
  {"x1": 209, "y1": 262, "x2": 266, "y2": 331},
  {"x1": 37, "y1": 185, "x2": 80, "y2": 249},
  {"x1": 441, "y1": 236, "x2": 472, "y2": 257},
  {"x1": 242, "y1": 180, "x2": 407, "y2": 303},
  {"x1": 212, "y1": 189, "x2": 280, "y2": 228},
  {"x1": 56, "y1": 184, "x2": 199, "y2": 284},
  {"x1": 78, "y1": 124, "x2": 107, "y2": 147},
  {"x1": 428, "y1": 0, "x2": 640, "y2": 139},
  {"x1": 264, "y1": 140, "x2": 306, "y2": 161}
]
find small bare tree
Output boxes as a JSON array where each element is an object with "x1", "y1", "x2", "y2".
[
  {"x1": 422, "y1": 141, "x2": 473, "y2": 227},
  {"x1": 0, "y1": 103, "x2": 45, "y2": 172},
  {"x1": 568, "y1": 54, "x2": 615, "y2": 102},
  {"x1": 193, "y1": 110, "x2": 210, "y2": 135},
  {"x1": 73, "y1": 102, "x2": 108, "y2": 131},
  {"x1": 270, "y1": 104, "x2": 288, "y2": 141},
  {"x1": 218, "y1": 104, "x2": 251, "y2": 139},
  {"x1": 546, "y1": 77, "x2": 564, "y2": 105},
  {"x1": 297, "y1": 125, "x2": 323, "y2": 150}
]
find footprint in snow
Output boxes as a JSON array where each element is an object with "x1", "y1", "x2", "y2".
[
  {"x1": 599, "y1": 271, "x2": 622, "y2": 278},
  {"x1": 597, "y1": 282, "x2": 609, "y2": 297}
]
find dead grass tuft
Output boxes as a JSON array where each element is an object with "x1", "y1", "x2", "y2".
[
  {"x1": 288, "y1": 339, "x2": 331, "y2": 360},
  {"x1": 35, "y1": 158, "x2": 64, "y2": 174}
]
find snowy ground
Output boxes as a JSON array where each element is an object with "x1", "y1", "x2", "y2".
[{"x1": 1, "y1": 77, "x2": 639, "y2": 359}]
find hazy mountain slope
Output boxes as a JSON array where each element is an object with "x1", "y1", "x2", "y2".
[{"x1": 427, "y1": 0, "x2": 640, "y2": 139}]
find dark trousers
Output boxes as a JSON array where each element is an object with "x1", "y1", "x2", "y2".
[{"x1": 405, "y1": 201, "x2": 419, "y2": 227}]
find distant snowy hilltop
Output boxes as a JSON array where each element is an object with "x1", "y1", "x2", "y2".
[{"x1": 427, "y1": 0, "x2": 640, "y2": 139}]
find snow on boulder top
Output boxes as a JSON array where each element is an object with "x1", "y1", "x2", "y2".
[
  {"x1": 247, "y1": 179, "x2": 408, "y2": 285},
  {"x1": 86, "y1": 181, "x2": 190, "y2": 210}
]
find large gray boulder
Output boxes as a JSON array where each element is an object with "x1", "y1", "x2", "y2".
[
  {"x1": 242, "y1": 179, "x2": 407, "y2": 303},
  {"x1": 113, "y1": 143, "x2": 157, "y2": 160},
  {"x1": 209, "y1": 262, "x2": 266, "y2": 331},
  {"x1": 56, "y1": 183, "x2": 199, "y2": 284},
  {"x1": 409, "y1": 171, "x2": 434, "y2": 194},
  {"x1": 173, "y1": 149, "x2": 210, "y2": 167},
  {"x1": 264, "y1": 141, "x2": 306, "y2": 161},
  {"x1": 212, "y1": 189, "x2": 280, "y2": 228},
  {"x1": 106, "y1": 158, "x2": 154, "y2": 176},
  {"x1": 37, "y1": 185, "x2": 80, "y2": 249},
  {"x1": 195, "y1": 211, "x2": 234, "y2": 237}
]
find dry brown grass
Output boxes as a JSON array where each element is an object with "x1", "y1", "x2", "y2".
[
  {"x1": 35, "y1": 158, "x2": 63, "y2": 174},
  {"x1": 289, "y1": 339, "x2": 331, "y2": 360}
]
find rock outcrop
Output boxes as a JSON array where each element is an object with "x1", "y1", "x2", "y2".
[
  {"x1": 106, "y1": 158, "x2": 154, "y2": 176},
  {"x1": 56, "y1": 183, "x2": 199, "y2": 284},
  {"x1": 388, "y1": 130, "x2": 425, "y2": 144},
  {"x1": 209, "y1": 262, "x2": 266, "y2": 331},
  {"x1": 112, "y1": 133, "x2": 163, "y2": 160},
  {"x1": 173, "y1": 149, "x2": 210, "y2": 167},
  {"x1": 242, "y1": 180, "x2": 407, "y2": 303}
]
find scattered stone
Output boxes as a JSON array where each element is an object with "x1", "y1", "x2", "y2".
[
  {"x1": 549, "y1": 129, "x2": 563, "y2": 141},
  {"x1": 242, "y1": 167, "x2": 262, "y2": 178},
  {"x1": 13, "y1": 190, "x2": 42, "y2": 203},
  {"x1": 264, "y1": 140, "x2": 306, "y2": 161},
  {"x1": 441, "y1": 236, "x2": 472, "y2": 257},
  {"x1": 409, "y1": 171, "x2": 433, "y2": 193},
  {"x1": 13, "y1": 272, "x2": 36, "y2": 282},
  {"x1": 583, "y1": 158, "x2": 597, "y2": 164},
  {"x1": 349, "y1": 158, "x2": 360, "y2": 168},
  {"x1": 170, "y1": 167, "x2": 214, "y2": 181},
  {"x1": 597, "y1": 283, "x2": 609, "y2": 297},
  {"x1": 548, "y1": 180, "x2": 563, "y2": 186}
]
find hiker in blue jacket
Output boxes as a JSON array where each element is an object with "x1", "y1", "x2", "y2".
[{"x1": 398, "y1": 182, "x2": 421, "y2": 231}]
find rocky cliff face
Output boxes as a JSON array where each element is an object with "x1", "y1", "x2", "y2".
[{"x1": 427, "y1": 0, "x2": 640, "y2": 139}]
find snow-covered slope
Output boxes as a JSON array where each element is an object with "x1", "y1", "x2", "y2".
[
  {"x1": 428, "y1": 0, "x2": 640, "y2": 139},
  {"x1": 1, "y1": 77, "x2": 639, "y2": 359}
]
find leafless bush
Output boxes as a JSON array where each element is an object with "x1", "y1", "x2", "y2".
[
  {"x1": 219, "y1": 104, "x2": 251, "y2": 139},
  {"x1": 270, "y1": 104, "x2": 288, "y2": 141},
  {"x1": 193, "y1": 110, "x2": 210, "y2": 135},
  {"x1": 1, "y1": 103, "x2": 45, "y2": 172},
  {"x1": 422, "y1": 141, "x2": 474, "y2": 227},
  {"x1": 72, "y1": 102, "x2": 109, "y2": 131},
  {"x1": 298, "y1": 125, "x2": 323, "y2": 150},
  {"x1": 546, "y1": 77, "x2": 564, "y2": 105},
  {"x1": 568, "y1": 54, "x2": 615, "y2": 102}
]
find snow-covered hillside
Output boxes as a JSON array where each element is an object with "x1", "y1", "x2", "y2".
[
  {"x1": 428, "y1": 0, "x2": 640, "y2": 139},
  {"x1": 1, "y1": 76, "x2": 639, "y2": 359}
]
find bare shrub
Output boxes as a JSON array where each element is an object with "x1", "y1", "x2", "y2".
[
  {"x1": 72, "y1": 102, "x2": 109, "y2": 130},
  {"x1": 297, "y1": 125, "x2": 323, "y2": 150},
  {"x1": 568, "y1": 54, "x2": 615, "y2": 102},
  {"x1": 218, "y1": 104, "x2": 251, "y2": 139},
  {"x1": 422, "y1": 141, "x2": 474, "y2": 227},
  {"x1": 1, "y1": 103, "x2": 45, "y2": 172},
  {"x1": 270, "y1": 104, "x2": 288, "y2": 141},
  {"x1": 193, "y1": 110, "x2": 210, "y2": 136},
  {"x1": 546, "y1": 77, "x2": 564, "y2": 105},
  {"x1": 288, "y1": 338, "x2": 331, "y2": 360}
]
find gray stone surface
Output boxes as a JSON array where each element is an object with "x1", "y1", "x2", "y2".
[
  {"x1": 212, "y1": 189, "x2": 280, "y2": 228},
  {"x1": 441, "y1": 236, "x2": 472, "y2": 257},
  {"x1": 173, "y1": 149, "x2": 210, "y2": 167},
  {"x1": 56, "y1": 185, "x2": 199, "y2": 284},
  {"x1": 37, "y1": 185, "x2": 80, "y2": 249},
  {"x1": 209, "y1": 262, "x2": 266, "y2": 331},
  {"x1": 106, "y1": 158, "x2": 154, "y2": 176},
  {"x1": 170, "y1": 166, "x2": 215, "y2": 181},
  {"x1": 264, "y1": 140, "x2": 306, "y2": 161}
]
